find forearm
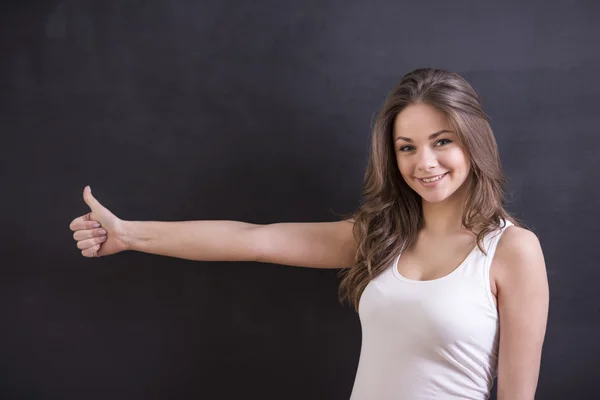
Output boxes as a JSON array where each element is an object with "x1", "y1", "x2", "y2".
[{"x1": 119, "y1": 220, "x2": 261, "y2": 262}]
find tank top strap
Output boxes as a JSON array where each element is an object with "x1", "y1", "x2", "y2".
[
  {"x1": 482, "y1": 219, "x2": 514, "y2": 266},
  {"x1": 478, "y1": 219, "x2": 514, "y2": 309}
]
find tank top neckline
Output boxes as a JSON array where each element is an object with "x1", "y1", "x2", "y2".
[{"x1": 391, "y1": 242, "x2": 479, "y2": 284}]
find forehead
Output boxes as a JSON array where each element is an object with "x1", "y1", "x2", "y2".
[{"x1": 393, "y1": 103, "x2": 451, "y2": 139}]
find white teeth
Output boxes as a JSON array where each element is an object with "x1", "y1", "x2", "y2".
[{"x1": 422, "y1": 173, "x2": 445, "y2": 183}]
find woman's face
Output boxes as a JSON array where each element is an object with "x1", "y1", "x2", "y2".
[{"x1": 392, "y1": 102, "x2": 471, "y2": 204}]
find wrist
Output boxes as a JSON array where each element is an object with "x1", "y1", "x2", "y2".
[{"x1": 116, "y1": 219, "x2": 137, "y2": 252}]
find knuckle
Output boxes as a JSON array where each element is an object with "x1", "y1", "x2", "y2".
[{"x1": 69, "y1": 218, "x2": 79, "y2": 230}]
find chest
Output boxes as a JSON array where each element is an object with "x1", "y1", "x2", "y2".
[
  {"x1": 359, "y1": 273, "x2": 499, "y2": 350},
  {"x1": 395, "y1": 237, "x2": 501, "y2": 305},
  {"x1": 396, "y1": 236, "x2": 477, "y2": 281}
]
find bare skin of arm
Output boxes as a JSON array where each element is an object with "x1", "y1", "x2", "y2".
[
  {"x1": 70, "y1": 186, "x2": 357, "y2": 269},
  {"x1": 122, "y1": 219, "x2": 356, "y2": 268}
]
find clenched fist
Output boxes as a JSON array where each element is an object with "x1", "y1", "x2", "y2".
[{"x1": 69, "y1": 186, "x2": 129, "y2": 258}]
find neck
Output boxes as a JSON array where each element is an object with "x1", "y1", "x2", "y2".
[{"x1": 420, "y1": 177, "x2": 472, "y2": 237}]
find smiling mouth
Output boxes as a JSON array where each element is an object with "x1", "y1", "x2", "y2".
[{"x1": 417, "y1": 172, "x2": 448, "y2": 183}]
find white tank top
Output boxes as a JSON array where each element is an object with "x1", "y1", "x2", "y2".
[{"x1": 350, "y1": 220, "x2": 513, "y2": 400}]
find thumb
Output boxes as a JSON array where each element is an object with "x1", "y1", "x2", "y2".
[{"x1": 83, "y1": 185, "x2": 104, "y2": 212}]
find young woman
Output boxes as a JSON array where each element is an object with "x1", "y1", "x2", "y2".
[{"x1": 69, "y1": 68, "x2": 549, "y2": 400}]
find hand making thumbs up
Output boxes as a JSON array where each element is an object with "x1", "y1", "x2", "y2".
[{"x1": 69, "y1": 186, "x2": 129, "y2": 258}]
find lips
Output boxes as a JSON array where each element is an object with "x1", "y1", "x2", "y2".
[{"x1": 417, "y1": 172, "x2": 448, "y2": 183}]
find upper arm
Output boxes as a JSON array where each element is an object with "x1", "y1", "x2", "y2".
[
  {"x1": 253, "y1": 219, "x2": 357, "y2": 269},
  {"x1": 494, "y1": 227, "x2": 549, "y2": 400}
]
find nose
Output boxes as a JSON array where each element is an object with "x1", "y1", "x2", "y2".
[{"x1": 416, "y1": 147, "x2": 438, "y2": 172}]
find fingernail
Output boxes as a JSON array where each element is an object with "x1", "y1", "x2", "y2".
[{"x1": 93, "y1": 223, "x2": 100, "y2": 228}]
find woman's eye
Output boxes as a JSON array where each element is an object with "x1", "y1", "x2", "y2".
[
  {"x1": 435, "y1": 139, "x2": 452, "y2": 146},
  {"x1": 398, "y1": 140, "x2": 451, "y2": 152}
]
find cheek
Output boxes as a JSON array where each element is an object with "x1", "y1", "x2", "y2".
[
  {"x1": 444, "y1": 149, "x2": 470, "y2": 173},
  {"x1": 396, "y1": 158, "x2": 412, "y2": 178}
]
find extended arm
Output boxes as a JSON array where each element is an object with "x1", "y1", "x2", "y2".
[{"x1": 120, "y1": 219, "x2": 358, "y2": 269}]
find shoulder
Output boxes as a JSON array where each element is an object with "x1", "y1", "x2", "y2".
[
  {"x1": 497, "y1": 225, "x2": 542, "y2": 255},
  {"x1": 493, "y1": 225, "x2": 547, "y2": 290}
]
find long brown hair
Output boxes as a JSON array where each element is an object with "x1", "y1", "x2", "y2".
[{"x1": 337, "y1": 68, "x2": 522, "y2": 312}]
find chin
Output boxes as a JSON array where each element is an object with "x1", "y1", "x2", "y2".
[
  {"x1": 419, "y1": 192, "x2": 453, "y2": 204},
  {"x1": 408, "y1": 178, "x2": 463, "y2": 204}
]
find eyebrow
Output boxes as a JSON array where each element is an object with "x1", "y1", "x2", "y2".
[{"x1": 394, "y1": 129, "x2": 453, "y2": 143}]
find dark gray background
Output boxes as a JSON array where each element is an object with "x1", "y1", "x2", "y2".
[{"x1": 1, "y1": 1, "x2": 598, "y2": 399}]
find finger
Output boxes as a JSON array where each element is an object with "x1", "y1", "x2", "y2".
[
  {"x1": 70, "y1": 215, "x2": 101, "y2": 231},
  {"x1": 73, "y1": 228, "x2": 107, "y2": 241},
  {"x1": 83, "y1": 186, "x2": 103, "y2": 211},
  {"x1": 82, "y1": 244, "x2": 101, "y2": 258},
  {"x1": 77, "y1": 236, "x2": 107, "y2": 250}
]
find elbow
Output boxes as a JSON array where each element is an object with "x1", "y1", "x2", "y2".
[
  {"x1": 497, "y1": 386, "x2": 537, "y2": 400},
  {"x1": 248, "y1": 224, "x2": 270, "y2": 264}
]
